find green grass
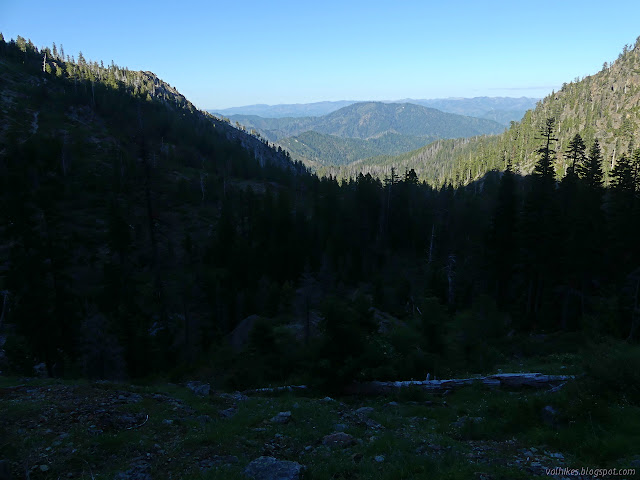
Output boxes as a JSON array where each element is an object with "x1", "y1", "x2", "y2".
[{"x1": 2, "y1": 344, "x2": 640, "y2": 478}]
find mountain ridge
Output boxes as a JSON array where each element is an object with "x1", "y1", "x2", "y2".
[
  {"x1": 211, "y1": 96, "x2": 539, "y2": 125},
  {"x1": 218, "y1": 101, "x2": 504, "y2": 167}
]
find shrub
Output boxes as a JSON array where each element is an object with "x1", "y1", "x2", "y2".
[{"x1": 583, "y1": 341, "x2": 640, "y2": 405}]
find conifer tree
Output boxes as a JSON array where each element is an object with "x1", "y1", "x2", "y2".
[
  {"x1": 579, "y1": 139, "x2": 604, "y2": 190},
  {"x1": 534, "y1": 117, "x2": 558, "y2": 184},
  {"x1": 520, "y1": 118, "x2": 559, "y2": 328},
  {"x1": 564, "y1": 133, "x2": 586, "y2": 177}
]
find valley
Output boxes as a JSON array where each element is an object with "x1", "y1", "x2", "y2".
[
  {"x1": 1, "y1": 30, "x2": 640, "y2": 480},
  {"x1": 214, "y1": 101, "x2": 508, "y2": 168}
]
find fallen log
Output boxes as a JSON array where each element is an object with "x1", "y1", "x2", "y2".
[
  {"x1": 240, "y1": 373, "x2": 575, "y2": 396},
  {"x1": 243, "y1": 385, "x2": 308, "y2": 395},
  {"x1": 344, "y1": 373, "x2": 575, "y2": 395}
]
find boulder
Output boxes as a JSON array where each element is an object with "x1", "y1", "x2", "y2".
[
  {"x1": 229, "y1": 314, "x2": 262, "y2": 352},
  {"x1": 244, "y1": 456, "x2": 304, "y2": 480},
  {"x1": 270, "y1": 411, "x2": 292, "y2": 424},
  {"x1": 219, "y1": 391, "x2": 249, "y2": 402},
  {"x1": 33, "y1": 362, "x2": 47, "y2": 377},
  {"x1": 186, "y1": 381, "x2": 210, "y2": 397},
  {"x1": 355, "y1": 407, "x2": 374, "y2": 416},
  {"x1": 541, "y1": 405, "x2": 559, "y2": 426},
  {"x1": 219, "y1": 407, "x2": 237, "y2": 419}
]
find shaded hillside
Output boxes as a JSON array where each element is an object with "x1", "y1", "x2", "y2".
[
  {"x1": 0, "y1": 34, "x2": 311, "y2": 380},
  {"x1": 354, "y1": 37, "x2": 640, "y2": 186}
]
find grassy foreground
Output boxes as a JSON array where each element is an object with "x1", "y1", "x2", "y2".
[{"x1": 2, "y1": 345, "x2": 640, "y2": 480}]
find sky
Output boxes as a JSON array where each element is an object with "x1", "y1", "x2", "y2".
[{"x1": 2, "y1": 0, "x2": 640, "y2": 110}]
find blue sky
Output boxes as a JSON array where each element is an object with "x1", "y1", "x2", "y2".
[{"x1": 2, "y1": 0, "x2": 640, "y2": 109}]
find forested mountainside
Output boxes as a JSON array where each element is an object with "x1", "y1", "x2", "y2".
[
  {"x1": 0, "y1": 33, "x2": 639, "y2": 404},
  {"x1": 223, "y1": 102, "x2": 503, "y2": 168},
  {"x1": 0, "y1": 34, "x2": 309, "y2": 380},
  {"x1": 276, "y1": 130, "x2": 437, "y2": 166},
  {"x1": 224, "y1": 102, "x2": 504, "y2": 142},
  {"x1": 326, "y1": 37, "x2": 640, "y2": 187}
]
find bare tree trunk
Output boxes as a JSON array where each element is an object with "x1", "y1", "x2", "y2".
[
  {"x1": 61, "y1": 134, "x2": 68, "y2": 177},
  {"x1": 428, "y1": 224, "x2": 435, "y2": 264},
  {"x1": 446, "y1": 254, "x2": 456, "y2": 308},
  {"x1": 0, "y1": 290, "x2": 8, "y2": 328},
  {"x1": 305, "y1": 297, "x2": 310, "y2": 345},
  {"x1": 628, "y1": 278, "x2": 640, "y2": 342}
]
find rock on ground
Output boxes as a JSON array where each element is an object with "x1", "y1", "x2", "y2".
[
  {"x1": 244, "y1": 456, "x2": 304, "y2": 480},
  {"x1": 270, "y1": 411, "x2": 292, "y2": 424},
  {"x1": 186, "y1": 381, "x2": 210, "y2": 397},
  {"x1": 355, "y1": 406, "x2": 375, "y2": 416}
]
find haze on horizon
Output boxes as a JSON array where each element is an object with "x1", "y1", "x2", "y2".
[{"x1": 2, "y1": 0, "x2": 640, "y2": 110}]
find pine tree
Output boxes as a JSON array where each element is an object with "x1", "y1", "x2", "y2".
[
  {"x1": 534, "y1": 117, "x2": 558, "y2": 184},
  {"x1": 579, "y1": 139, "x2": 604, "y2": 190},
  {"x1": 564, "y1": 133, "x2": 586, "y2": 177},
  {"x1": 520, "y1": 118, "x2": 560, "y2": 329},
  {"x1": 610, "y1": 153, "x2": 635, "y2": 195}
]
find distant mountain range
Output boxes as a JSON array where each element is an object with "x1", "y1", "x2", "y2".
[
  {"x1": 211, "y1": 96, "x2": 539, "y2": 126},
  {"x1": 210, "y1": 100, "x2": 356, "y2": 118},
  {"x1": 214, "y1": 101, "x2": 505, "y2": 167}
]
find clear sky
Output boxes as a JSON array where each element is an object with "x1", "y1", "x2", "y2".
[{"x1": 2, "y1": 0, "x2": 640, "y2": 110}]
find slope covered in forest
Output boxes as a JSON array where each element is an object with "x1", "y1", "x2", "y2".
[
  {"x1": 324, "y1": 37, "x2": 640, "y2": 186},
  {"x1": 0, "y1": 34, "x2": 310, "y2": 380},
  {"x1": 225, "y1": 101, "x2": 504, "y2": 142},
  {"x1": 276, "y1": 130, "x2": 438, "y2": 166},
  {"x1": 222, "y1": 101, "x2": 503, "y2": 168}
]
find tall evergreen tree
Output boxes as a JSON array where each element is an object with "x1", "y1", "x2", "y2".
[
  {"x1": 533, "y1": 117, "x2": 558, "y2": 184},
  {"x1": 564, "y1": 133, "x2": 587, "y2": 177},
  {"x1": 579, "y1": 139, "x2": 604, "y2": 190},
  {"x1": 520, "y1": 118, "x2": 559, "y2": 328}
]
